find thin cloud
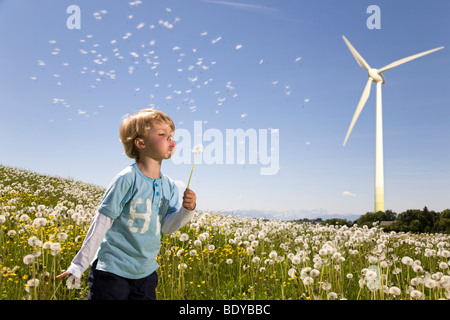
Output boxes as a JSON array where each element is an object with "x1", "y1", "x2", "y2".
[
  {"x1": 198, "y1": 0, "x2": 280, "y2": 15},
  {"x1": 342, "y1": 191, "x2": 356, "y2": 197}
]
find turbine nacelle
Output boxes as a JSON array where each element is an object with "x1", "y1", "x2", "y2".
[{"x1": 368, "y1": 68, "x2": 385, "y2": 84}]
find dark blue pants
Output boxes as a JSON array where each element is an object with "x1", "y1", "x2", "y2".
[{"x1": 88, "y1": 259, "x2": 158, "y2": 300}]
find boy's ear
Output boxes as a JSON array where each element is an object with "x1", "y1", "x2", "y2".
[{"x1": 134, "y1": 138, "x2": 145, "y2": 149}]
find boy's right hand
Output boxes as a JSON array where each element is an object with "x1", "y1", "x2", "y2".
[{"x1": 182, "y1": 188, "x2": 197, "y2": 211}]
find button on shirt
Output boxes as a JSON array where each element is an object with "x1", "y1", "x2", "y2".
[{"x1": 95, "y1": 163, "x2": 179, "y2": 279}]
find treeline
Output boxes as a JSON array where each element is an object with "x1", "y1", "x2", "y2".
[{"x1": 319, "y1": 207, "x2": 450, "y2": 234}]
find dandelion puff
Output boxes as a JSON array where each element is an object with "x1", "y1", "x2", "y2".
[
  {"x1": 413, "y1": 265, "x2": 423, "y2": 273},
  {"x1": 322, "y1": 282, "x2": 332, "y2": 291},
  {"x1": 66, "y1": 275, "x2": 81, "y2": 289},
  {"x1": 410, "y1": 289, "x2": 423, "y2": 299},
  {"x1": 58, "y1": 233, "x2": 68, "y2": 242},
  {"x1": 226, "y1": 259, "x2": 233, "y2": 265},
  {"x1": 402, "y1": 256, "x2": 414, "y2": 266},
  {"x1": 43, "y1": 241, "x2": 52, "y2": 250},
  {"x1": 26, "y1": 278, "x2": 39, "y2": 288},
  {"x1": 310, "y1": 269, "x2": 320, "y2": 278},
  {"x1": 178, "y1": 263, "x2": 187, "y2": 270},
  {"x1": 288, "y1": 268, "x2": 296, "y2": 278},
  {"x1": 389, "y1": 286, "x2": 401, "y2": 296},
  {"x1": 23, "y1": 254, "x2": 35, "y2": 265},
  {"x1": 20, "y1": 214, "x2": 30, "y2": 222},
  {"x1": 424, "y1": 279, "x2": 437, "y2": 289},
  {"x1": 32, "y1": 217, "x2": 47, "y2": 227},
  {"x1": 28, "y1": 236, "x2": 42, "y2": 248},
  {"x1": 327, "y1": 292, "x2": 338, "y2": 300},
  {"x1": 192, "y1": 144, "x2": 204, "y2": 153},
  {"x1": 50, "y1": 243, "x2": 62, "y2": 256},
  {"x1": 411, "y1": 277, "x2": 420, "y2": 286},
  {"x1": 176, "y1": 249, "x2": 185, "y2": 258},
  {"x1": 179, "y1": 233, "x2": 189, "y2": 242},
  {"x1": 269, "y1": 251, "x2": 278, "y2": 259},
  {"x1": 303, "y1": 277, "x2": 313, "y2": 286}
]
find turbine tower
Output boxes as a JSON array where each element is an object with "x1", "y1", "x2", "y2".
[{"x1": 342, "y1": 35, "x2": 443, "y2": 213}]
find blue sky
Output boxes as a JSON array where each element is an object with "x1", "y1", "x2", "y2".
[{"x1": 0, "y1": 0, "x2": 449, "y2": 217}]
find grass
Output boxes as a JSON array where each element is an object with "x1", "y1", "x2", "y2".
[{"x1": 1, "y1": 164, "x2": 449, "y2": 300}]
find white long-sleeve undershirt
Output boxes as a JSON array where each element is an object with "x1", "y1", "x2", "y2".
[{"x1": 66, "y1": 207, "x2": 194, "y2": 279}]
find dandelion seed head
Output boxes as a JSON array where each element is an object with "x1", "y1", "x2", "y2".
[
  {"x1": 27, "y1": 236, "x2": 42, "y2": 248},
  {"x1": 23, "y1": 254, "x2": 35, "y2": 265},
  {"x1": 401, "y1": 256, "x2": 414, "y2": 266},
  {"x1": 66, "y1": 275, "x2": 81, "y2": 289},
  {"x1": 410, "y1": 289, "x2": 423, "y2": 299},
  {"x1": 302, "y1": 277, "x2": 313, "y2": 286},
  {"x1": 179, "y1": 233, "x2": 189, "y2": 242},
  {"x1": 191, "y1": 144, "x2": 204, "y2": 153}
]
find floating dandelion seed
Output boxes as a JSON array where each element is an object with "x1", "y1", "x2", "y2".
[
  {"x1": 211, "y1": 36, "x2": 222, "y2": 44},
  {"x1": 187, "y1": 144, "x2": 203, "y2": 189}
]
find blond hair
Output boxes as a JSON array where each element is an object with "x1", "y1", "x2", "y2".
[{"x1": 119, "y1": 108, "x2": 175, "y2": 161}]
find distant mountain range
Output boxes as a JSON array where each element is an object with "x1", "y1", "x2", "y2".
[{"x1": 218, "y1": 209, "x2": 362, "y2": 222}]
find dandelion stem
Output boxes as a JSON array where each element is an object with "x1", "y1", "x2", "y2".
[
  {"x1": 50, "y1": 280, "x2": 63, "y2": 300},
  {"x1": 187, "y1": 152, "x2": 198, "y2": 189}
]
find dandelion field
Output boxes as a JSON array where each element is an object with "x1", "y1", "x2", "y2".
[{"x1": 1, "y1": 165, "x2": 449, "y2": 300}]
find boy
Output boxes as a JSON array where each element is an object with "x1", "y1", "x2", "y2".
[{"x1": 57, "y1": 109, "x2": 197, "y2": 300}]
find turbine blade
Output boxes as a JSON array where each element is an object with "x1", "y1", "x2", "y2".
[
  {"x1": 342, "y1": 36, "x2": 371, "y2": 71},
  {"x1": 378, "y1": 46, "x2": 444, "y2": 73},
  {"x1": 343, "y1": 78, "x2": 373, "y2": 146}
]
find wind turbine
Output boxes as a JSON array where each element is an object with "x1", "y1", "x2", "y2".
[{"x1": 342, "y1": 35, "x2": 443, "y2": 213}]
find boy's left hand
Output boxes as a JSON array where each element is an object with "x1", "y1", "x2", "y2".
[{"x1": 183, "y1": 188, "x2": 197, "y2": 211}]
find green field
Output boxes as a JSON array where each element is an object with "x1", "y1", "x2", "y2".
[{"x1": 1, "y1": 165, "x2": 449, "y2": 300}]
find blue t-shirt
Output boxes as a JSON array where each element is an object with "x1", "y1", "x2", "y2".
[{"x1": 95, "y1": 163, "x2": 180, "y2": 279}]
